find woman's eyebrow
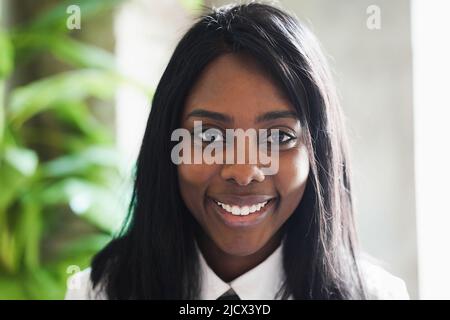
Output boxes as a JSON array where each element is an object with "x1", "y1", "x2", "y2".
[
  {"x1": 186, "y1": 109, "x2": 232, "y2": 123},
  {"x1": 185, "y1": 109, "x2": 298, "y2": 124},
  {"x1": 255, "y1": 110, "x2": 299, "y2": 123}
]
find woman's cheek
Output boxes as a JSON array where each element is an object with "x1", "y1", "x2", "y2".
[
  {"x1": 178, "y1": 163, "x2": 217, "y2": 187},
  {"x1": 276, "y1": 145, "x2": 310, "y2": 197}
]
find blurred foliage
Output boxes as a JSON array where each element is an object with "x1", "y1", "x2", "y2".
[
  {"x1": 180, "y1": 0, "x2": 205, "y2": 12},
  {"x1": 0, "y1": 0, "x2": 146, "y2": 299}
]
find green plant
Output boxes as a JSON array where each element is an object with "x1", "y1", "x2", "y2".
[{"x1": 0, "y1": 0, "x2": 138, "y2": 299}]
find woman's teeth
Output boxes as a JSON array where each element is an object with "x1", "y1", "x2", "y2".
[{"x1": 215, "y1": 200, "x2": 269, "y2": 216}]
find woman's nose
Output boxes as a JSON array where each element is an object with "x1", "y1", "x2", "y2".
[{"x1": 220, "y1": 163, "x2": 265, "y2": 186}]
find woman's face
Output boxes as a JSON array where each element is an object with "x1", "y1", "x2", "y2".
[{"x1": 178, "y1": 53, "x2": 310, "y2": 257}]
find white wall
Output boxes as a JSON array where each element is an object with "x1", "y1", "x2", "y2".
[{"x1": 411, "y1": 0, "x2": 450, "y2": 300}]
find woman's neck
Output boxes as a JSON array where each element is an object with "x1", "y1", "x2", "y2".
[{"x1": 195, "y1": 232, "x2": 283, "y2": 283}]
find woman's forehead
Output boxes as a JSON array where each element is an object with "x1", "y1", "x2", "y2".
[{"x1": 183, "y1": 54, "x2": 294, "y2": 121}]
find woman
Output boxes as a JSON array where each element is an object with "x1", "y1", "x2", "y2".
[{"x1": 65, "y1": 2, "x2": 409, "y2": 300}]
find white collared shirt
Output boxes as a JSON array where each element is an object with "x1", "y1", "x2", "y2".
[
  {"x1": 65, "y1": 244, "x2": 410, "y2": 300},
  {"x1": 197, "y1": 243, "x2": 288, "y2": 300}
]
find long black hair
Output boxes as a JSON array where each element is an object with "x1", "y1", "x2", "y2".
[{"x1": 91, "y1": 2, "x2": 367, "y2": 299}]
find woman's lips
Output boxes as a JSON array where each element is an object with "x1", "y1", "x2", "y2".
[
  {"x1": 216, "y1": 199, "x2": 269, "y2": 215},
  {"x1": 211, "y1": 194, "x2": 274, "y2": 207},
  {"x1": 207, "y1": 196, "x2": 277, "y2": 228}
]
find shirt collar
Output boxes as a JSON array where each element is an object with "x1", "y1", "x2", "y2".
[{"x1": 197, "y1": 242, "x2": 286, "y2": 300}]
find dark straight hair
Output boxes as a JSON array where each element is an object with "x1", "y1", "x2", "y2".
[{"x1": 91, "y1": 2, "x2": 367, "y2": 299}]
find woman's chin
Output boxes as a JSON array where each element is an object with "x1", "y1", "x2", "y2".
[{"x1": 214, "y1": 238, "x2": 265, "y2": 257}]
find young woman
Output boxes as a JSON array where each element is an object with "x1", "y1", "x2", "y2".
[{"x1": 65, "y1": 2, "x2": 409, "y2": 300}]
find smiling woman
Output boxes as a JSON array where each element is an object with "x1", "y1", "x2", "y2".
[
  {"x1": 177, "y1": 53, "x2": 310, "y2": 284},
  {"x1": 65, "y1": 2, "x2": 409, "y2": 300}
]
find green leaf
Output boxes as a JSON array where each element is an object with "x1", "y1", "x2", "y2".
[
  {"x1": 0, "y1": 275, "x2": 27, "y2": 299},
  {"x1": 0, "y1": 190, "x2": 41, "y2": 275},
  {"x1": 51, "y1": 101, "x2": 112, "y2": 144},
  {"x1": 23, "y1": 268, "x2": 63, "y2": 299},
  {"x1": 55, "y1": 233, "x2": 111, "y2": 261},
  {"x1": 38, "y1": 178, "x2": 127, "y2": 233},
  {"x1": 180, "y1": 0, "x2": 204, "y2": 12},
  {"x1": 0, "y1": 30, "x2": 12, "y2": 145},
  {"x1": 12, "y1": 33, "x2": 115, "y2": 69},
  {"x1": 18, "y1": 198, "x2": 42, "y2": 270},
  {"x1": 0, "y1": 80, "x2": 5, "y2": 147},
  {"x1": 3, "y1": 146, "x2": 38, "y2": 177},
  {"x1": 8, "y1": 69, "x2": 121, "y2": 127},
  {"x1": 24, "y1": 0, "x2": 123, "y2": 34},
  {"x1": 0, "y1": 227, "x2": 18, "y2": 273},
  {"x1": 0, "y1": 148, "x2": 37, "y2": 212},
  {"x1": 51, "y1": 36, "x2": 116, "y2": 69},
  {"x1": 40, "y1": 146, "x2": 122, "y2": 178},
  {"x1": 0, "y1": 30, "x2": 13, "y2": 79}
]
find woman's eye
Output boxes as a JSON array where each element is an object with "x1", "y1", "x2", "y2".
[
  {"x1": 197, "y1": 128, "x2": 224, "y2": 143},
  {"x1": 267, "y1": 130, "x2": 295, "y2": 144}
]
